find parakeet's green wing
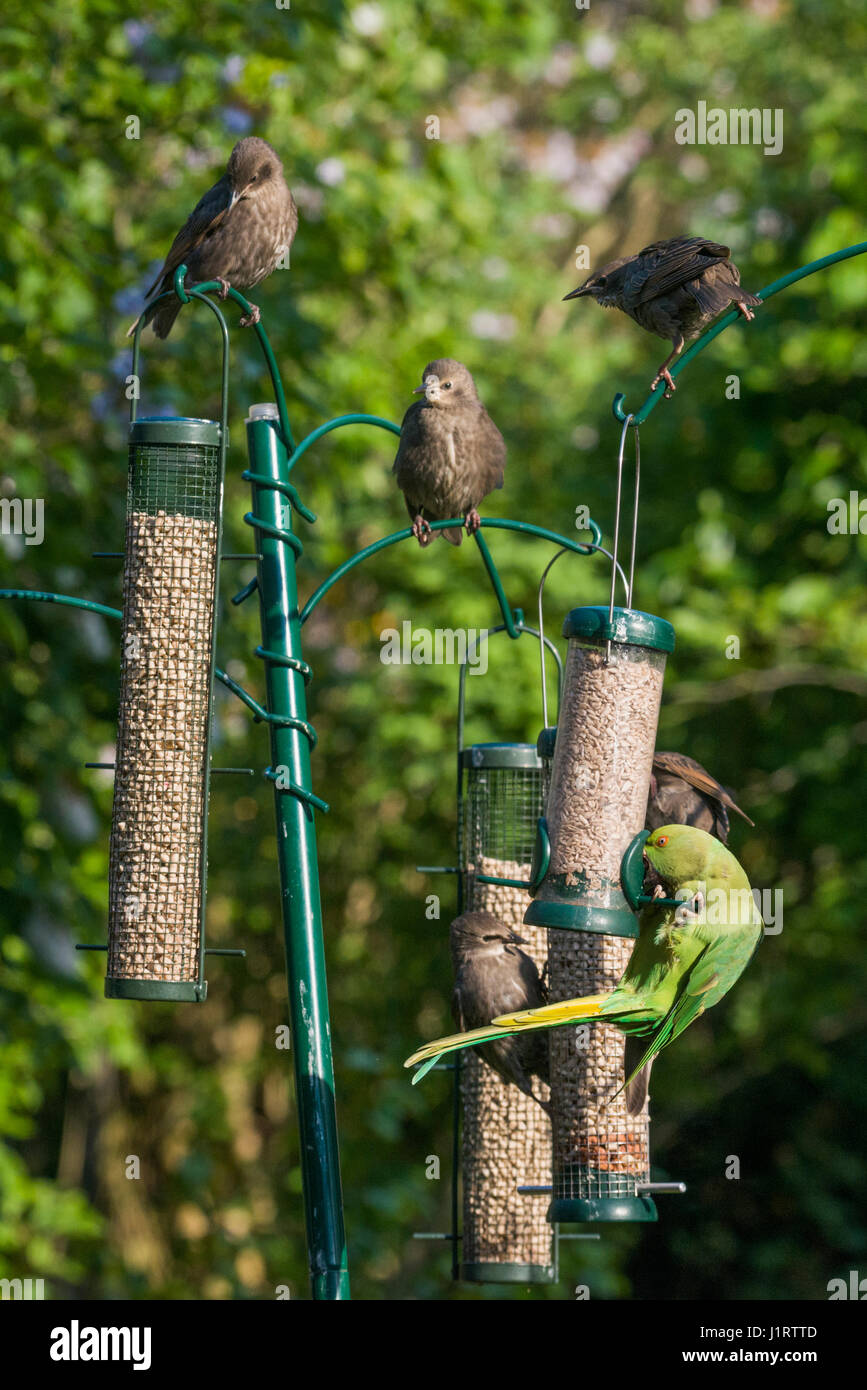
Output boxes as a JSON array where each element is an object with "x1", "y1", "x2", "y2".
[{"x1": 617, "y1": 922, "x2": 762, "y2": 1098}]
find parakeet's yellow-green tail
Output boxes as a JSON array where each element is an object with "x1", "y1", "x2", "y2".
[{"x1": 404, "y1": 994, "x2": 607, "y2": 1083}]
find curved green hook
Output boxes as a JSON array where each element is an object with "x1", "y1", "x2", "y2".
[
  {"x1": 0, "y1": 590, "x2": 282, "y2": 723},
  {"x1": 287, "y1": 414, "x2": 402, "y2": 475},
  {"x1": 612, "y1": 239, "x2": 867, "y2": 424},
  {"x1": 132, "y1": 266, "x2": 296, "y2": 451},
  {"x1": 298, "y1": 516, "x2": 604, "y2": 626}
]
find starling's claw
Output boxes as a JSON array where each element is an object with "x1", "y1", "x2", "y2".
[
  {"x1": 216, "y1": 277, "x2": 232, "y2": 300},
  {"x1": 465, "y1": 508, "x2": 482, "y2": 535},
  {"x1": 239, "y1": 303, "x2": 261, "y2": 327},
  {"x1": 650, "y1": 367, "x2": 677, "y2": 399},
  {"x1": 412, "y1": 515, "x2": 433, "y2": 548},
  {"x1": 736, "y1": 302, "x2": 756, "y2": 322}
]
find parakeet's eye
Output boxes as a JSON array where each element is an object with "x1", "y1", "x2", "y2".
[{"x1": 656, "y1": 834, "x2": 669, "y2": 847}]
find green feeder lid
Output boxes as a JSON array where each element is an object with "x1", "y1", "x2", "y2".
[
  {"x1": 460, "y1": 742, "x2": 543, "y2": 770},
  {"x1": 129, "y1": 416, "x2": 223, "y2": 448},
  {"x1": 562, "y1": 605, "x2": 675, "y2": 653}
]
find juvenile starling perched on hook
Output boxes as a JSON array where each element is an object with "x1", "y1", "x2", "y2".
[
  {"x1": 392, "y1": 359, "x2": 506, "y2": 546},
  {"x1": 647, "y1": 751, "x2": 754, "y2": 844},
  {"x1": 450, "y1": 911, "x2": 550, "y2": 1112},
  {"x1": 564, "y1": 236, "x2": 761, "y2": 398},
  {"x1": 127, "y1": 137, "x2": 297, "y2": 339}
]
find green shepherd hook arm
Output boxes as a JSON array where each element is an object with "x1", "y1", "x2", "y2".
[
  {"x1": 612, "y1": 240, "x2": 867, "y2": 424},
  {"x1": 299, "y1": 516, "x2": 604, "y2": 635}
]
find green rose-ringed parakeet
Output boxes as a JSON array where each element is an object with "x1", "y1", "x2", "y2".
[{"x1": 405, "y1": 825, "x2": 763, "y2": 1114}]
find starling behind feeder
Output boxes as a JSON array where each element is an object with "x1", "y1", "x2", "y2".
[
  {"x1": 526, "y1": 604, "x2": 675, "y2": 1223},
  {"x1": 106, "y1": 417, "x2": 226, "y2": 1000}
]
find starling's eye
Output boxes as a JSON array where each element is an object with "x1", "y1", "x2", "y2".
[
  {"x1": 250, "y1": 174, "x2": 258, "y2": 182},
  {"x1": 656, "y1": 834, "x2": 669, "y2": 847},
  {"x1": 596, "y1": 276, "x2": 607, "y2": 288},
  {"x1": 443, "y1": 382, "x2": 452, "y2": 389}
]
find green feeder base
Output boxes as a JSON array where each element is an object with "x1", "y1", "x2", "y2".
[
  {"x1": 524, "y1": 819, "x2": 640, "y2": 936},
  {"x1": 548, "y1": 1195, "x2": 657, "y2": 1224},
  {"x1": 104, "y1": 978, "x2": 208, "y2": 1003},
  {"x1": 460, "y1": 1262, "x2": 557, "y2": 1285},
  {"x1": 524, "y1": 876, "x2": 638, "y2": 937}
]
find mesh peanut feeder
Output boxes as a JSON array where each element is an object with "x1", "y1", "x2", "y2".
[
  {"x1": 527, "y1": 604, "x2": 675, "y2": 1222},
  {"x1": 458, "y1": 742, "x2": 554, "y2": 1283},
  {"x1": 106, "y1": 417, "x2": 226, "y2": 1001}
]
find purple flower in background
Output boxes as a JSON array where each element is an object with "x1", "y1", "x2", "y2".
[{"x1": 222, "y1": 106, "x2": 254, "y2": 135}]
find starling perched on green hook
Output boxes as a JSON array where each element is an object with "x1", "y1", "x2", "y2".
[
  {"x1": 449, "y1": 911, "x2": 550, "y2": 1113},
  {"x1": 392, "y1": 359, "x2": 506, "y2": 546},
  {"x1": 127, "y1": 137, "x2": 297, "y2": 339},
  {"x1": 564, "y1": 236, "x2": 761, "y2": 398}
]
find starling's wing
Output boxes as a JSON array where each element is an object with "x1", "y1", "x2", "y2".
[
  {"x1": 474, "y1": 408, "x2": 506, "y2": 492},
  {"x1": 646, "y1": 774, "x2": 720, "y2": 838},
  {"x1": 143, "y1": 173, "x2": 235, "y2": 297},
  {"x1": 392, "y1": 401, "x2": 426, "y2": 480},
  {"x1": 653, "y1": 752, "x2": 754, "y2": 826},
  {"x1": 515, "y1": 947, "x2": 546, "y2": 1009},
  {"x1": 633, "y1": 237, "x2": 733, "y2": 305}
]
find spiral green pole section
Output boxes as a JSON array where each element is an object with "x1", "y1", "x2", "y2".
[{"x1": 246, "y1": 412, "x2": 349, "y2": 1301}]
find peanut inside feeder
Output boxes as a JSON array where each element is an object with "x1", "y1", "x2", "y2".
[
  {"x1": 106, "y1": 418, "x2": 224, "y2": 1002},
  {"x1": 526, "y1": 605, "x2": 675, "y2": 1222}
]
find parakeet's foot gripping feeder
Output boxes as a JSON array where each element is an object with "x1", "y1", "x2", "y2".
[{"x1": 529, "y1": 604, "x2": 675, "y2": 1223}]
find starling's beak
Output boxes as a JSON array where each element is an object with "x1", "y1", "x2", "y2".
[
  {"x1": 412, "y1": 384, "x2": 426, "y2": 393},
  {"x1": 563, "y1": 284, "x2": 591, "y2": 300},
  {"x1": 228, "y1": 187, "x2": 242, "y2": 211}
]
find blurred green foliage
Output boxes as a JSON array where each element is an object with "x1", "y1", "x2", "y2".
[{"x1": 1, "y1": 0, "x2": 866, "y2": 1300}]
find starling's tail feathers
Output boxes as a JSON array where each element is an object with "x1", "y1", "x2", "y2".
[
  {"x1": 623, "y1": 1038, "x2": 654, "y2": 1115},
  {"x1": 441, "y1": 526, "x2": 463, "y2": 546},
  {"x1": 689, "y1": 275, "x2": 761, "y2": 319},
  {"x1": 125, "y1": 295, "x2": 183, "y2": 340}
]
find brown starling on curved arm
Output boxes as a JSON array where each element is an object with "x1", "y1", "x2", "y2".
[
  {"x1": 392, "y1": 359, "x2": 506, "y2": 546},
  {"x1": 646, "y1": 750, "x2": 754, "y2": 844},
  {"x1": 127, "y1": 137, "x2": 297, "y2": 339},
  {"x1": 450, "y1": 910, "x2": 550, "y2": 1112},
  {"x1": 564, "y1": 235, "x2": 760, "y2": 398}
]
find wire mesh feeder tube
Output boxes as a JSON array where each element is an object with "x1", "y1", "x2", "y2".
[
  {"x1": 106, "y1": 417, "x2": 225, "y2": 1001},
  {"x1": 458, "y1": 743, "x2": 555, "y2": 1283},
  {"x1": 525, "y1": 606, "x2": 675, "y2": 1222}
]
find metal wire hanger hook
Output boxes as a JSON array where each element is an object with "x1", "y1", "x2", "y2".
[{"x1": 606, "y1": 414, "x2": 641, "y2": 662}]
